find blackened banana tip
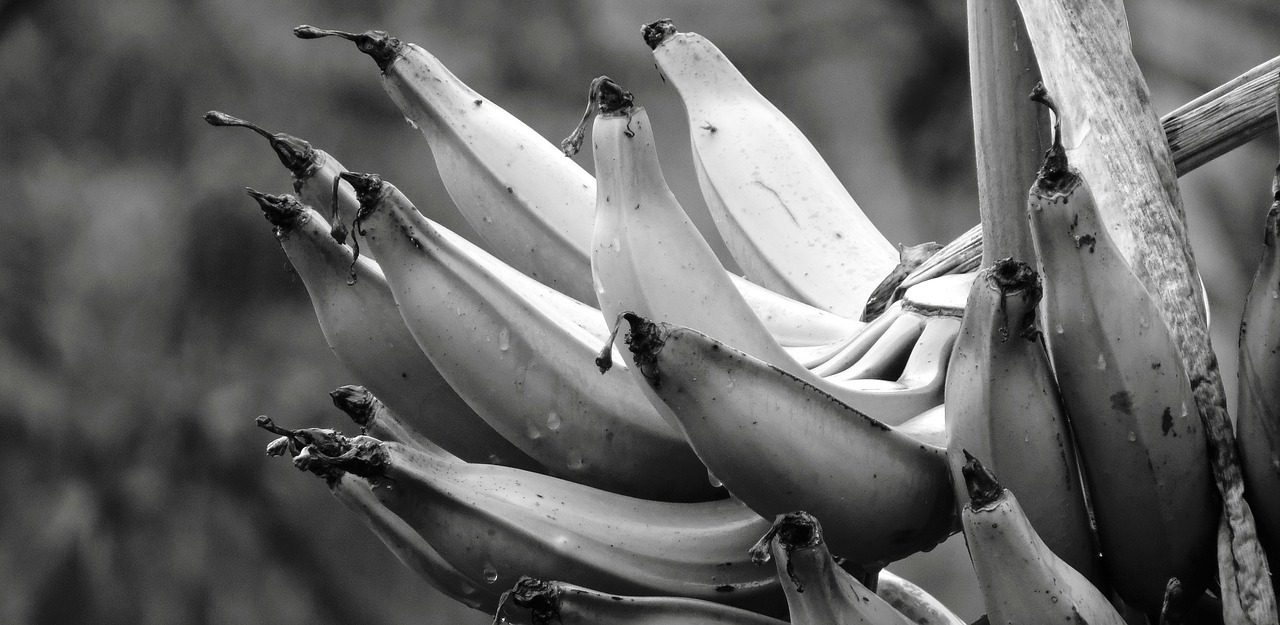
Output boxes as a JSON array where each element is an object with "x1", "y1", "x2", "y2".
[
  {"x1": 331, "y1": 385, "x2": 375, "y2": 427},
  {"x1": 773, "y1": 511, "x2": 822, "y2": 550},
  {"x1": 641, "y1": 18, "x2": 678, "y2": 50},
  {"x1": 594, "y1": 76, "x2": 635, "y2": 116},
  {"x1": 961, "y1": 451, "x2": 1004, "y2": 509}
]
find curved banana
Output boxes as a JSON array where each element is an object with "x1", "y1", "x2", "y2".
[
  {"x1": 330, "y1": 384, "x2": 455, "y2": 460},
  {"x1": 644, "y1": 20, "x2": 898, "y2": 317},
  {"x1": 277, "y1": 431, "x2": 789, "y2": 618},
  {"x1": 293, "y1": 26, "x2": 863, "y2": 348},
  {"x1": 825, "y1": 315, "x2": 958, "y2": 428},
  {"x1": 337, "y1": 171, "x2": 720, "y2": 502},
  {"x1": 874, "y1": 569, "x2": 965, "y2": 625},
  {"x1": 823, "y1": 313, "x2": 926, "y2": 382},
  {"x1": 244, "y1": 190, "x2": 538, "y2": 469},
  {"x1": 1237, "y1": 189, "x2": 1280, "y2": 573},
  {"x1": 959, "y1": 453, "x2": 1127, "y2": 625},
  {"x1": 494, "y1": 577, "x2": 788, "y2": 625},
  {"x1": 748, "y1": 511, "x2": 918, "y2": 625},
  {"x1": 943, "y1": 258, "x2": 1098, "y2": 582},
  {"x1": 615, "y1": 312, "x2": 957, "y2": 567},
  {"x1": 1026, "y1": 90, "x2": 1216, "y2": 615},
  {"x1": 582, "y1": 77, "x2": 933, "y2": 424},
  {"x1": 328, "y1": 472, "x2": 501, "y2": 613}
]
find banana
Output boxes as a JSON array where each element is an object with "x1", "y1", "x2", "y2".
[
  {"x1": 328, "y1": 472, "x2": 501, "y2": 613},
  {"x1": 1237, "y1": 178, "x2": 1280, "y2": 576},
  {"x1": 206, "y1": 112, "x2": 362, "y2": 242},
  {"x1": 748, "y1": 511, "x2": 919, "y2": 625},
  {"x1": 874, "y1": 569, "x2": 966, "y2": 625},
  {"x1": 276, "y1": 431, "x2": 789, "y2": 618},
  {"x1": 644, "y1": 20, "x2": 898, "y2": 318},
  {"x1": 959, "y1": 453, "x2": 1128, "y2": 625},
  {"x1": 1025, "y1": 89, "x2": 1217, "y2": 615},
  {"x1": 293, "y1": 26, "x2": 864, "y2": 349},
  {"x1": 337, "y1": 170, "x2": 721, "y2": 502},
  {"x1": 810, "y1": 302, "x2": 911, "y2": 377},
  {"x1": 613, "y1": 311, "x2": 957, "y2": 567},
  {"x1": 823, "y1": 313, "x2": 926, "y2": 383},
  {"x1": 825, "y1": 315, "x2": 958, "y2": 428},
  {"x1": 580, "y1": 76, "x2": 942, "y2": 425},
  {"x1": 330, "y1": 384, "x2": 455, "y2": 459},
  {"x1": 943, "y1": 258, "x2": 1098, "y2": 583},
  {"x1": 244, "y1": 190, "x2": 538, "y2": 469},
  {"x1": 493, "y1": 577, "x2": 789, "y2": 625}
]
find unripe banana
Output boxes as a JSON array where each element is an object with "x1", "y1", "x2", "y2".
[
  {"x1": 337, "y1": 171, "x2": 719, "y2": 502},
  {"x1": 328, "y1": 472, "x2": 501, "y2": 613},
  {"x1": 748, "y1": 511, "x2": 918, "y2": 625},
  {"x1": 644, "y1": 20, "x2": 898, "y2": 318},
  {"x1": 330, "y1": 384, "x2": 455, "y2": 459},
  {"x1": 1026, "y1": 89, "x2": 1216, "y2": 615},
  {"x1": 959, "y1": 453, "x2": 1127, "y2": 625},
  {"x1": 943, "y1": 258, "x2": 1097, "y2": 582},
  {"x1": 1237, "y1": 178, "x2": 1280, "y2": 577},
  {"x1": 276, "y1": 432, "x2": 789, "y2": 618},
  {"x1": 244, "y1": 190, "x2": 538, "y2": 469},
  {"x1": 874, "y1": 570, "x2": 966, "y2": 625},
  {"x1": 614, "y1": 312, "x2": 957, "y2": 567},
  {"x1": 494, "y1": 577, "x2": 789, "y2": 625},
  {"x1": 293, "y1": 26, "x2": 864, "y2": 349}
]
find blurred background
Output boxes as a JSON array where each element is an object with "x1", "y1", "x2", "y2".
[{"x1": 1, "y1": 0, "x2": 1277, "y2": 623}]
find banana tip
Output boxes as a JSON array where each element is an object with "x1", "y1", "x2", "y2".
[{"x1": 641, "y1": 19, "x2": 677, "y2": 50}]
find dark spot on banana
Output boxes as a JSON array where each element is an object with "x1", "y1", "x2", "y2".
[
  {"x1": 1110, "y1": 390, "x2": 1134, "y2": 415},
  {"x1": 1162, "y1": 407, "x2": 1174, "y2": 435},
  {"x1": 714, "y1": 584, "x2": 735, "y2": 592}
]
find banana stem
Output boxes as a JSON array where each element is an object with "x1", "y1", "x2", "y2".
[
  {"x1": 294, "y1": 25, "x2": 401, "y2": 71},
  {"x1": 494, "y1": 577, "x2": 561, "y2": 625},
  {"x1": 960, "y1": 451, "x2": 1003, "y2": 510},
  {"x1": 561, "y1": 76, "x2": 634, "y2": 157},
  {"x1": 204, "y1": 110, "x2": 317, "y2": 174},
  {"x1": 1164, "y1": 58, "x2": 1280, "y2": 175},
  {"x1": 336, "y1": 171, "x2": 385, "y2": 284},
  {"x1": 641, "y1": 18, "x2": 678, "y2": 50},
  {"x1": 245, "y1": 188, "x2": 307, "y2": 231}
]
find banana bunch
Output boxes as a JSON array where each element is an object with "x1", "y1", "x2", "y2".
[{"x1": 210, "y1": 10, "x2": 1280, "y2": 625}]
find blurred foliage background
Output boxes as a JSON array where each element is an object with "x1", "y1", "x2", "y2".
[{"x1": 1, "y1": 0, "x2": 1277, "y2": 623}]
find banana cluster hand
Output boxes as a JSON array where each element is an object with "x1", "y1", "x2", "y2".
[{"x1": 212, "y1": 13, "x2": 1280, "y2": 625}]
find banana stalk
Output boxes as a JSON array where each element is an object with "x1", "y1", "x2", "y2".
[{"x1": 944, "y1": 259, "x2": 1098, "y2": 582}]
